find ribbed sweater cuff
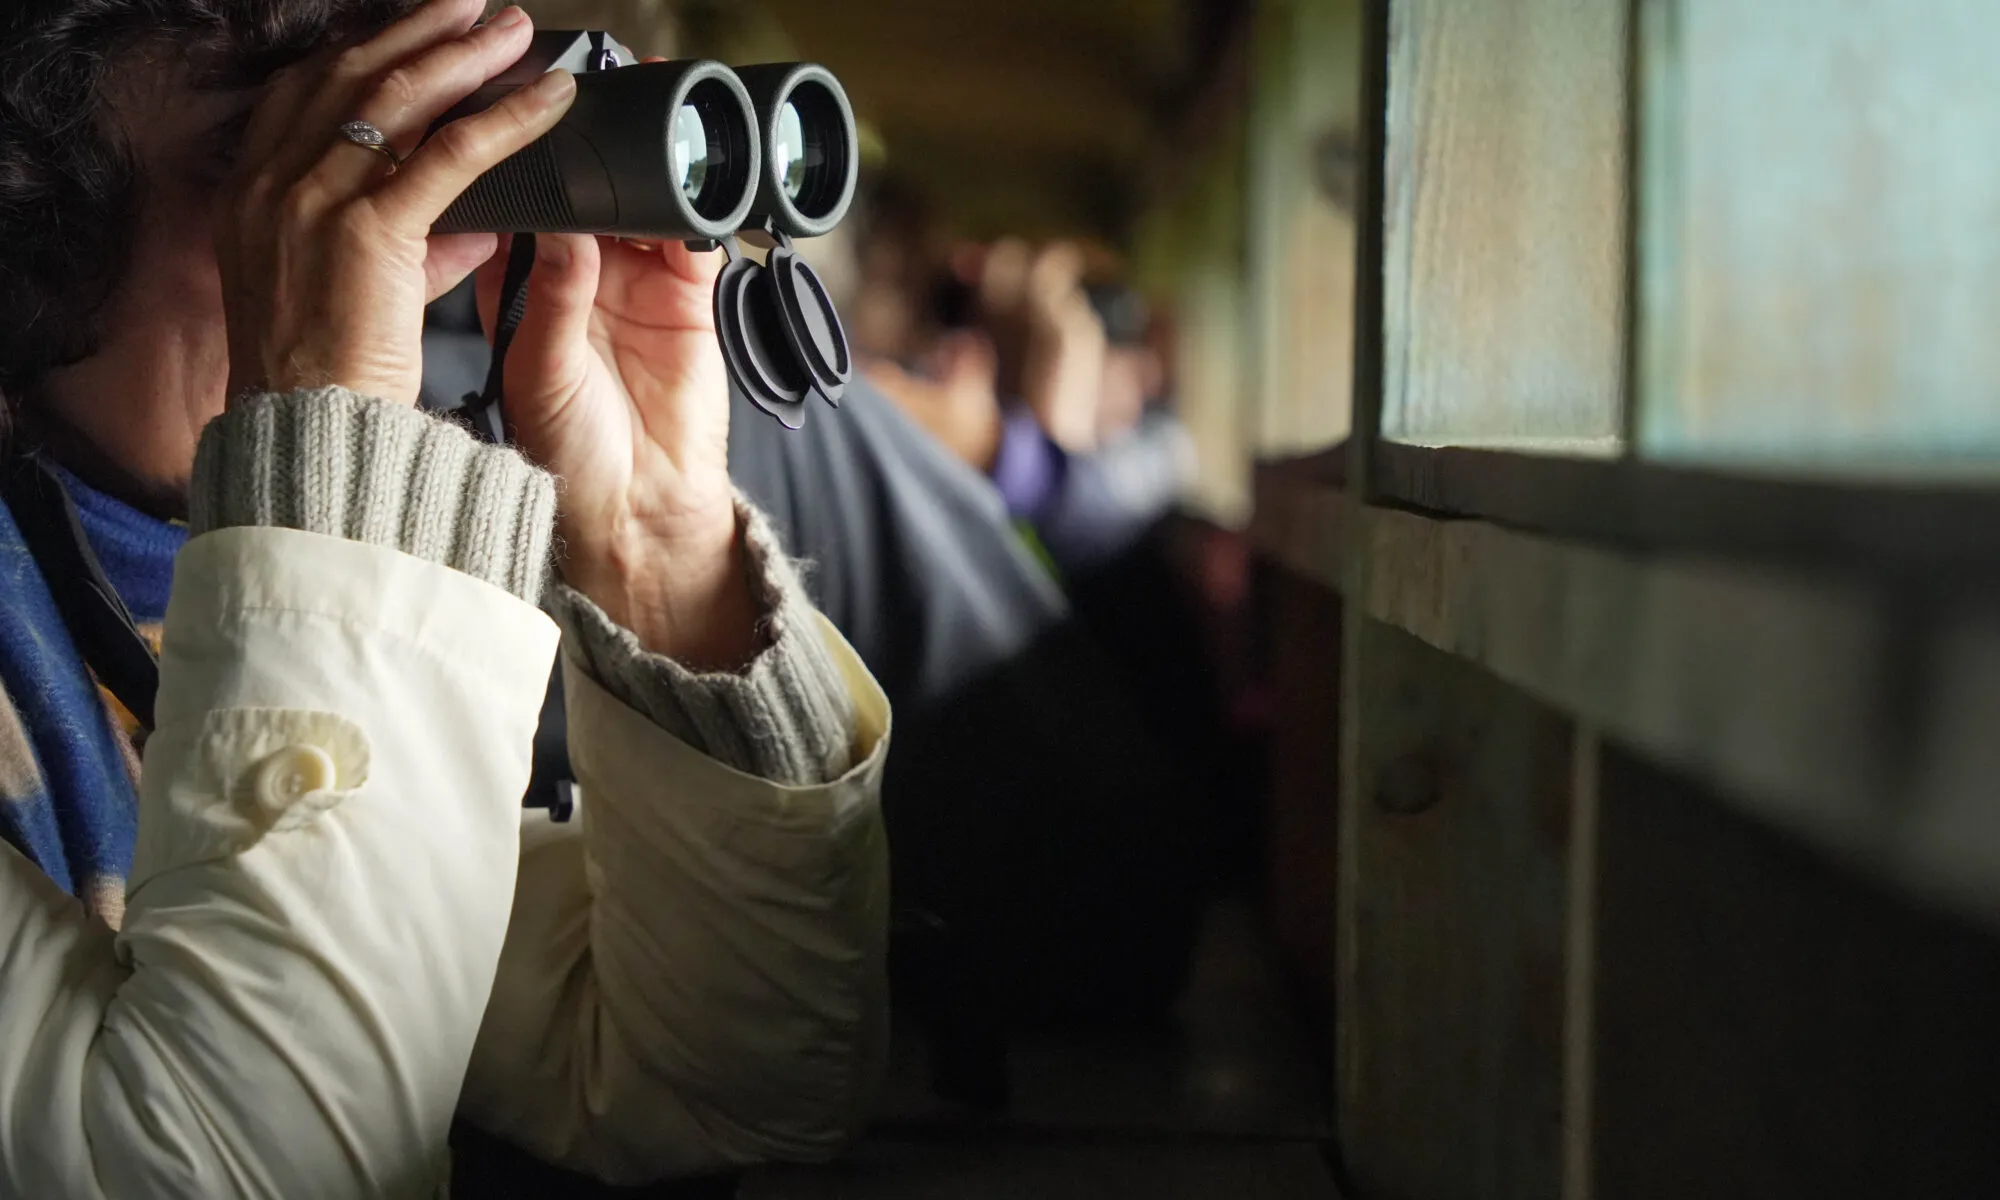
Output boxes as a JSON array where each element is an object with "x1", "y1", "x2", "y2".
[
  {"x1": 550, "y1": 497, "x2": 859, "y2": 787},
  {"x1": 189, "y1": 388, "x2": 557, "y2": 603}
]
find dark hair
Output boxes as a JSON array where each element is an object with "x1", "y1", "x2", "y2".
[{"x1": 0, "y1": 0, "x2": 420, "y2": 415}]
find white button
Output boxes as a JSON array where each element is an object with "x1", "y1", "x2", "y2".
[{"x1": 248, "y1": 744, "x2": 340, "y2": 821}]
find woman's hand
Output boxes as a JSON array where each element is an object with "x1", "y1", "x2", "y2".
[
  {"x1": 473, "y1": 232, "x2": 760, "y2": 671},
  {"x1": 219, "y1": 0, "x2": 755, "y2": 669},
  {"x1": 217, "y1": 0, "x2": 576, "y2": 407}
]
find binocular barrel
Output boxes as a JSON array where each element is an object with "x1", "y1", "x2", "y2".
[
  {"x1": 737, "y1": 63, "x2": 859, "y2": 240},
  {"x1": 433, "y1": 55, "x2": 858, "y2": 242}
]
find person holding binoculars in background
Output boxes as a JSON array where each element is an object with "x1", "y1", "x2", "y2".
[{"x1": 0, "y1": 0, "x2": 891, "y2": 1195}]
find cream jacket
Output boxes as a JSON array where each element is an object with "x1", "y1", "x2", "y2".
[{"x1": 0, "y1": 525, "x2": 890, "y2": 1197}]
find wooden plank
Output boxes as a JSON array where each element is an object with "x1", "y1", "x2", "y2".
[
  {"x1": 1638, "y1": 0, "x2": 2000, "y2": 470},
  {"x1": 1336, "y1": 620, "x2": 1573, "y2": 1200},
  {"x1": 1250, "y1": 456, "x2": 1348, "y2": 593},
  {"x1": 1245, "y1": 0, "x2": 1362, "y2": 460},
  {"x1": 1345, "y1": 0, "x2": 1390, "y2": 493},
  {"x1": 1254, "y1": 482, "x2": 2000, "y2": 932},
  {"x1": 1369, "y1": 442, "x2": 2000, "y2": 579},
  {"x1": 1331, "y1": 1, "x2": 1390, "y2": 1186},
  {"x1": 1363, "y1": 504, "x2": 2000, "y2": 930},
  {"x1": 1178, "y1": 250, "x2": 1256, "y2": 525},
  {"x1": 1591, "y1": 747, "x2": 2000, "y2": 1197},
  {"x1": 1381, "y1": 0, "x2": 1628, "y2": 453},
  {"x1": 1560, "y1": 730, "x2": 1602, "y2": 1200}
]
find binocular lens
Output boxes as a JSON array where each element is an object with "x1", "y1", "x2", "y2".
[
  {"x1": 781, "y1": 82, "x2": 845, "y2": 218},
  {"x1": 673, "y1": 103, "x2": 709, "y2": 201},
  {"x1": 774, "y1": 101, "x2": 814, "y2": 201},
  {"x1": 737, "y1": 64, "x2": 855, "y2": 238},
  {"x1": 676, "y1": 75, "x2": 758, "y2": 224}
]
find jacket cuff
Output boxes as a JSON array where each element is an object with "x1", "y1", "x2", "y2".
[
  {"x1": 549, "y1": 497, "x2": 858, "y2": 787},
  {"x1": 189, "y1": 388, "x2": 556, "y2": 603}
]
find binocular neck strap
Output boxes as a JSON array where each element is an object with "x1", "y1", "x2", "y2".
[
  {"x1": 463, "y1": 231, "x2": 539, "y2": 446},
  {"x1": 460, "y1": 44, "x2": 619, "y2": 446}
]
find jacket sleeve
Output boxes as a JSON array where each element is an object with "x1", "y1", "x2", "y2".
[
  {"x1": 456, "y1": 610, "x2": 893, "y2": 1185},
  {"x1": 0, "y1": 528, "x2": 560, "y2": 1199}
]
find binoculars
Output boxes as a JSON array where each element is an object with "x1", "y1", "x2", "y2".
[
  {"x1": 435, "y1": 31, "x2": 857, "y2": 243},
  {"x1": 435, "y1": 31, "x2": 858, "y2": 428}
]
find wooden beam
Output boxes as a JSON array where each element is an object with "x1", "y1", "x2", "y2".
[
  {"x1": 1332, "y1": 7, "x2": 1390, "y2": 1183},
  {"x1": 1335, "y1": 619, "x2": 1572, "y2": 1199},
  {"x1": 1370, "y1": 442, "x2": 2000, "y2": 580},
  {"x1": 1256, "y1": 483, "x2": 2000, "y2": 934},
  {"x1": 1561, "y1": 729, "x2": 1601, "y2": 1200},
  {"x1": 1380, "y1": 0, "x2": 1628, "y2": 452}
]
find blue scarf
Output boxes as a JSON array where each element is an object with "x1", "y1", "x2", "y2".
[{"x1": 0, "y1": 467, "x2": 185, "y2": 921}]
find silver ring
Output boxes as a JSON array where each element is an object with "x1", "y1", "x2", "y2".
[{"x1": 339, "y1": 120, "x2": 402, "y2": 174}]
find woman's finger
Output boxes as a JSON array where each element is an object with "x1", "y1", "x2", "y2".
[
  {"x1": 373, "y1": 67, "x2": 577, "y2": 235},
  {"x1": 590, "y1": 237, "x2": 722, "y2": 334},
  {"x1": 247, "y1": 0, "x2": 490, "y2": 187},
  {"x1": 425, "y1": 232, "x2": 502, "y2": 304},
  {"x1": 303, "y1": 8, "x2": 537, "y2": 200},
  {"x1": 321, "y1": 0, "x2": 489, "y2": 89},
  {"x1": 234, "y1": 48, "x2": 333, "y2": 177},
  {"x1": 497, "y1": 234, "x2": 603, "y2": 420}
]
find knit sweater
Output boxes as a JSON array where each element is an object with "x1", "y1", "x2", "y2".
[{"x1": 0, "y1": 388, "x2": 857, "y2": 925}]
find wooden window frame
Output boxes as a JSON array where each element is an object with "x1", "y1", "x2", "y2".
[
  {"x1": 1256, "y1": 0, "x2": 2000, "y2": 937},
  {"x1": 1330, "y1": 0, "x2": 2000, "y2": 580}
]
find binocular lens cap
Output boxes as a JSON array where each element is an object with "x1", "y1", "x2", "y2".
[
  {"x1": 715, "y1": 254, "x2": 808, "y2": 428},
  {"x1": 713, "y1": 245, "x2": 852, "y2": 427},
  {"x1": 770, "y1": 249, "x2": 851, "y2": 406}
]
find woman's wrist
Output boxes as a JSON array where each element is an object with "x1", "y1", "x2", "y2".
[
  {"x1": 548, "y1": 495, "x2": 860, "y2": 785},
  {"x1": 561, "y1": 504, "x2": 763, "y2": 672}
]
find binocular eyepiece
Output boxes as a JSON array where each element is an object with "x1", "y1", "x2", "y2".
[{"x1": 433, "y1": 31, "x2": 858, "y2": 243}]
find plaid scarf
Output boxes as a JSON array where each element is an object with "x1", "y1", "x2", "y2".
[{"x1": 0, "y1": 468, "x2": 182, "y2": 927}]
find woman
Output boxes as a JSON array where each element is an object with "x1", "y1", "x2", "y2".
[{"x1": 0, "y1": 0, "x2": 889, "y2": 1195}]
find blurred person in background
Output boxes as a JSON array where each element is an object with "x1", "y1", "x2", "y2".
[
  {"x1": 871, "y1": 236, "x2": 1196, "y2": 578},
  {"x1": 738, "y1": 195, "x2": 1246, "y2": 1073},
  {"x1": 0, "y1": 1, "x2": 891, "y2": 1195},
  {"x1": 853, "y1": 220, "x2": 1257, "y2": 906}
]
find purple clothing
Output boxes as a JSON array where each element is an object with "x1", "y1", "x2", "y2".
[
  {"x1": 990, "y1": 410, "x2": 1067, "y2": 522},
  {"x1": 987, "y1": 406, "x2": 1192, "y2": 573}
]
